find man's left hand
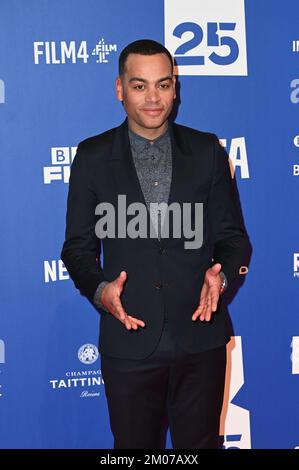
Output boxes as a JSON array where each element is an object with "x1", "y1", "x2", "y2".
[{"x1": 192, "y1": 263, "x2": 222, "y2": 322}]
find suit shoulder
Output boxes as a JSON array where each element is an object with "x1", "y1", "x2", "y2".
[
  {"x1": 173, "y1": 121, "x2": 217, "y2": 143},
  {"x1": 172, "y1": 122, "x2": 220, "y2": 158},
  {"x1": 76, "y1": 125, "x2": 118, "y2": 156}
]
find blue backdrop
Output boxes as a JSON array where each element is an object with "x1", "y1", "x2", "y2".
[{"x1": 0, "y1": 0, "x2": 298, "y2": 449}]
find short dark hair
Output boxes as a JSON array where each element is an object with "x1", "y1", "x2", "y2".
[{"x1": 118, "y1": 39, "x2": 173, "y2": 76}]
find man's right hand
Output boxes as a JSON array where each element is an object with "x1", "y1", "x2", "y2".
[{"x1": 101, "y1": 271, "x2": 146, "y2": 331}]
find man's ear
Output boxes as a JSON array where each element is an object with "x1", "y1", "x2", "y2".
[{"x1": 116, "y1": 77, "x2": 124, "y2": 102}]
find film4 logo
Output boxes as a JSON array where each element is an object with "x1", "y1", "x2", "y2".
[{"x1": 34, "y1": 38, "x2": 117, "y2": 65}]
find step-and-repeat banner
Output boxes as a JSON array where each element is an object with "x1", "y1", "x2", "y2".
[{"x1": 0, "y1": 0, "x2": 298, "y2": 449}]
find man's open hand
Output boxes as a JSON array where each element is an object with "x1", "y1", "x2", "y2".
[
  {"x1": 192, "y1": 263, "x2": 222, "y2": 322},
  {"x1": 101, "y1": 271, "x2": 146, "y2": 330}
]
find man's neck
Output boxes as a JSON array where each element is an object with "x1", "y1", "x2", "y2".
[{"x1": 127, "y1": 119, "x2": 168, "y2": 141}]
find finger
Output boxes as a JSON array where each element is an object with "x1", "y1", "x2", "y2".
[
  {"x1": 112, "y1": 306, "x2": 131, "y2": 330},
  {"x1": 211, "y1": 289, "x2": 220, "y2": 312},
  {"x1": 199, "y1": 282, "x2": 208, "y2": 299},
  {"x1": 203, "y1": 287, "x2": 219, "y2": 320},
  {"x1": 116, "y1": 271, "x2": 127, "y2": 289},
  {"x1": 130, "y1": 318, "x2": 146, "y2": 330},
  {"x1": 199, "y1": 305, "x2": 207, "y2": 321},
  {"x1": 127, "y1": 316, "x2": 138, "y2": 330},
  {"x1": 200, "y1": 294, "x2": 211, "y2": 321},
  {"x1": 192, "y1": 298, "x2": 207, "y2": 320},
  {"x1": 128, "y1": 316, "x2": 146, "y2": 328},
  {"x1": 192, "y1": 303, "x2": 203, "y2": 320},
  {"x1": 126, "y1": 316, "x2": 145, "y2": 331},
  {"x1": 116, "y1": 310, "x2": 133, "y2": 330},
  {"x1": 204, "y1": 302, "x2": 212, "y2": 322},
  {"x1": 124, "y1": 316, "x2": 133, "y2": 330},
  {"x1": 192, "y1": 307, "x2": 202, "y2": 321},
  {"x1": 199, "y1": 284, "x2": 208, "y2": 304},
  {"x1": 111, "y1": 293, "x2": 136, "y2": 330},
  {"x1": 192, "y1": 287, "x2": 208, "y2": 320},
  {"x1": 112, "y1": 293, "x2": 141, "y2": 331},
  {"x1": 128, "y1": 319, "x2": 138, "y2": 330},
  {"x1": 113, "y1": 298, "x2": 128, "y2": 321},
  {"x1": 211, "y1": 263, "x2": 222, "y2": 276},
  {"x1": 123, "y1": 314, "x2": 146, "y2": 331},
  {"x1": 203, "y1": 293, "x2": 215, "y2": 321},
  {"x1": 192, "y1": 281, "x2": 209, "y2": 321}
]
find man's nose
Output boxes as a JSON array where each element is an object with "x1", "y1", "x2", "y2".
[{"x1": 145, "y1": 87, "x2": 160, "y2": 103}]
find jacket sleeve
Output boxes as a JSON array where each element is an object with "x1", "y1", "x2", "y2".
[
  {"x1": 60, "y1": 143, "x2": 107, "y2": 304},
  {"x1": 208, "y1": 134, "x2": 250, "y2": 286}
]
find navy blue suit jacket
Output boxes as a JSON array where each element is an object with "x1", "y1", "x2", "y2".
[{"x1": 61, "y1": 118, "x2": 249, "y2": 359}]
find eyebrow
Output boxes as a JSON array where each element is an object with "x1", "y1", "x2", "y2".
[{"x1": 128, "y1": 76, "x2": 173, "y2": 84}]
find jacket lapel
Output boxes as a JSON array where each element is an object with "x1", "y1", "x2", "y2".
[
  {"x1": 109, "y1": 118, "x2": 150, "y2": 212},
  {"x1": 167, "y1": 121, "x2": 194, "y2": 208},
  {"x1": 109, "y1": 118, "x2": 195, "y2": 247}
]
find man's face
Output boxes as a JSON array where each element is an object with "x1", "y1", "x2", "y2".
[{"x1": 116, "y1": 53, "x2": 176, "y2": 136}]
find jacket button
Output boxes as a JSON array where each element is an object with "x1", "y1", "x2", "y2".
[
  {"x1": 154, "y1": 282, "x2": 163, "y2": 289},
  {"x1": 158, "y1": 247, "x2": 166, "y2": 254}
]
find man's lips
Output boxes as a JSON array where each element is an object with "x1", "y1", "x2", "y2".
[{"x1": 141, "y1": 108, "x2": 164, "y2": 115}]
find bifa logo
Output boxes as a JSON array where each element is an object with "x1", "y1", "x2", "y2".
[
  {"x1": 164, "y1": 0, "x2": 248, "y2": 76},
  {"x1": 33, "y1": 38, "x2": 117, "y2": 65},
  {"x1": 0, "y1": 79, "x2": 5, "y2": 104},
  {"x1": 220, "y1": 137, "x2": 250, "y2": 179},
  {"x1": 293, "y1": 254, "x2": 299, "y2": 278},
  {"x1": 43, "y1": 147, "x2": 77, "y2": 184},
  {"x1": 44, "y1": 260, "x2": 69, "y2": 283},
  {"x1": 291, "y1": 337, "x2": 299, "y2": 374},
  {"x1": 0, "y1": 339, "x2": 5, "y2": 364},
  {"x1": 220, "y1": 336, "x2": 251, "y2": 449}
]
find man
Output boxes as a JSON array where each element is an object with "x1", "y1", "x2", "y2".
[{"x1": 61, "y1": 39, "x2": 249, "y2": 449}]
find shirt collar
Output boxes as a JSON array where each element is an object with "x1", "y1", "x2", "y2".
[{"x1": 128, "y1": 124, "x2": 170, "y2": 154}]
